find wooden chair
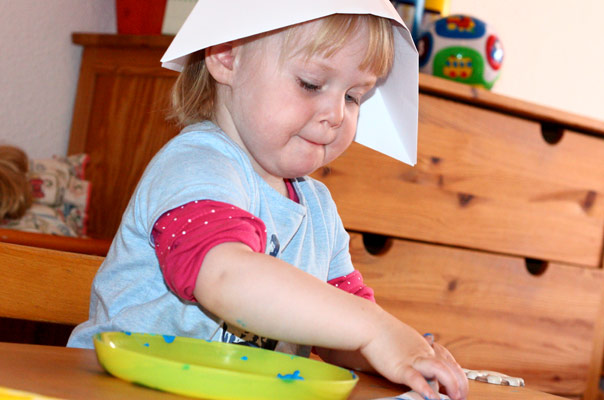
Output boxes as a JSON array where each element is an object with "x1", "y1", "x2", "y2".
[{"x1": 0, "y1": 242, "x2": 103, "y2": 326}]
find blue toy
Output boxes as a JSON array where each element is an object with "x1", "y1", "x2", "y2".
[{"x1": 417, "y1": 15, "x2": 504, "y2": 89}]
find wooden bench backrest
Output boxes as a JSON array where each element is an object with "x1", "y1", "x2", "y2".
[{"x1": 0, "y1": 242, "x2": 103, "y2": 326}]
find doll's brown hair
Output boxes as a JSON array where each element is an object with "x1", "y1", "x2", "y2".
[
  {"x1": 0, "y1": 145, "x2": 32, "y2": 220},
  {"x1": 170, "y1": 13, "x2": 394, "y2": 126}
]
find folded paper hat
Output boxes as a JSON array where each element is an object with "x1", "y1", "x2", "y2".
[{"x1": 161, "y1": 0, "x2": 418, "y2": 166}]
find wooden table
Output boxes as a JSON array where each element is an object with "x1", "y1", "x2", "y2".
[{"x1": 0, "y1": 342, "x2": 566, "y2": 400}]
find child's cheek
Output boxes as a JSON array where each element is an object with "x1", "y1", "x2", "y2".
[{"x1": 327, "y1": 127, "x2": 356, "y2": 163}]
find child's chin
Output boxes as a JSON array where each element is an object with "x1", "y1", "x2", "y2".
[
  {"x1": 295, "y1": 162, "x2": 323, "y2": 177},
  {"x1": 280, "y1": 159, "x2": 320, "y2": 178},
  {"x1": 281, "y1": 167, "x2": 313, "y2": 179}
]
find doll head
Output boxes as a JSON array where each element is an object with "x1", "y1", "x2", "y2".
[
  {"x1": 170, "y1": 14, "x2": 394, "y2": 126},
  {"x1": 0, "y1": 145, "x2": 32, "y2": 220}
]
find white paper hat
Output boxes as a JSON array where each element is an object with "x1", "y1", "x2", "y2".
[{"x1": 161, "y1": 0, "x2": 418, "y2": 166}]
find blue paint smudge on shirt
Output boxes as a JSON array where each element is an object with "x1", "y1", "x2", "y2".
[
  {"x1": 277, "y1": 370, "x2": 304, "y2": 381},
  {"x1": 124, "y1": 331, "x2": 132, "y2": 335},
  {"x1": 241, "y1": 356, "x2": 248, "y2": 361},
  {"x1": 162, "y1": 335, "x2": 175, "y2": 343},
  {"x1": 144, "y1": 343, "x2": 150, "y2": 347}
]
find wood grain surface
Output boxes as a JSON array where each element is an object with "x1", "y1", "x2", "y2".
[
  {"x1": 350, "y1": 232, "x2": 604, "y2": 398},
  {"x1": 0, "y1": 242, "x2": 102, "y2": 325},
  {"x1": 0, "y1": 228, "x2": 110, "y2": 256},
  {"x1": 311, "y1": 97, "x2": 604, "y2": 267},
  {"x1": 0, "y1": 342, "x2": 568, "y2": 400},
  {"x1": 68, "y1": 44, "x2": 180, "y2": 239}
]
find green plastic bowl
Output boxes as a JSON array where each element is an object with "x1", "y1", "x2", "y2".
[{"x1": 94, "y1": 331, "x2": 358, "y2": 400}]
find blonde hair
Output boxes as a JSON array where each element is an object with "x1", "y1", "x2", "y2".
[
  {"x1": 170, "y1": 14, "x2": 395, "y2": 126},
  {"x1": 0, "y1": 145, "x2": 32, "y2": 220}
]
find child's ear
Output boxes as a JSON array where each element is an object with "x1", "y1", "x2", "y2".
[{"x1": 205, "y1": 42, "x2": 239, "y2": 85}]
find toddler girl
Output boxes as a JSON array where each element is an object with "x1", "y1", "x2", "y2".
[{"x1": 69, "y1": 1, "x2": 467, "y2": 399}]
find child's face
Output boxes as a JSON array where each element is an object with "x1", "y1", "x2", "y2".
[{"x1": 220, "y1": 21, "x2": 377, "y2": 183}]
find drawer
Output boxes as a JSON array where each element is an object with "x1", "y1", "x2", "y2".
[
  {"x1": 349, "y1": 232, "x2": 604, "y2": 397},
  {"x1": 312, "y1": 94, "x2": 604, "y2": 267}
]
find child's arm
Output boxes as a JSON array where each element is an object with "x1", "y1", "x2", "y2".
[
  {"x1": 314, "y1": 347, "x2": 374, "y2": 372},
  {"x1": 195, "y1": 242, "x2": 468, "y2": 400}
]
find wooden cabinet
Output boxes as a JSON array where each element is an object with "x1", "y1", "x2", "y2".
[
  {"x1": 70, "y1": 34, "x2": 181, "y2": 240},
  {"x1": 70, "y1": 34, "x2": 604, "y2": 399}
]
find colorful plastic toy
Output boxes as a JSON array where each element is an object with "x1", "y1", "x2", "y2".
[{"x1": 417, "y1": 14, "x2": 504, "y2": 89}]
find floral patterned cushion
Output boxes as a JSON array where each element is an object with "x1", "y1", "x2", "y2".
[{"x1": 0, "y1": 203, "x2": 78, "y2": 236}]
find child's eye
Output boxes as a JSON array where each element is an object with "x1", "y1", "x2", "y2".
[
  {"x1": 345, "y1": 93, "x2": 361, "y2": 105},
  {"x1": 297, "y1": 78, "x2": 321, "y2": 92}
]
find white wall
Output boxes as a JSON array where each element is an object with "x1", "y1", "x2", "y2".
[
  {"x1": 0, "y1": 0, "x2": 115, "y2": 159},
  {"x1": 449, "y1": 0, "x2": 604, "y2": 122},
  {"x1": 0, "y1": 1, "x2": 602, "y2": 159}
]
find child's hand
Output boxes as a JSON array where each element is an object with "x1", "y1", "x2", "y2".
[{"x1": 360, "y1": 313, "x2": 468, "y2": 400}]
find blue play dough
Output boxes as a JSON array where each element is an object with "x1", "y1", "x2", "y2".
[
  {"x1": 162, "y1": 335, "x2": 176, "y2": 343},
  {"x1": 277, "y1": 370, "x2": 304, "y2": 381}
]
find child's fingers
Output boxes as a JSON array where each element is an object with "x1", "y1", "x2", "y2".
[
  {"x1": 423, "y1": 332, "x2": 435, "y2": 346},
  {"x1": 396, "y1": 365, "x2": 441, "y2": 400},
  {"x1": 413, "y1": 357, "x2": 465, "y2": 400},
  {"x1": 432, "y1": 342, "x2": 456, "y2": 364},
  {"x1": 432, "y1": 343, "x2": 468, "y2": 398}
]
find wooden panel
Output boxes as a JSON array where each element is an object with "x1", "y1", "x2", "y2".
[
  {"x1": 349, "y1": 371, "x2": 572, "y2": 400},
  {"x1": 0, "y1": 243, "x2": 103, "y2": 325},
  {"x1": 419, "y1": 74, "x2": 604, "y2": 137},
  {"x1": 349, "y1": 232, "x2": 604, "y2": 398},
  {"x1": 69, "y1": 45, "x2": 180, "y2": 239},
  {"x1": 0, "y1": 228, "x2": 110, "y2": 256},
  {"x1": 312, "y1": 94, "x2": 604, "y2": 267}
]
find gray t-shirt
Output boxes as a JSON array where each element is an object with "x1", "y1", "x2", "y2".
[{"x1": 68, "y1": 121, "x2": 354, "y2": 351}]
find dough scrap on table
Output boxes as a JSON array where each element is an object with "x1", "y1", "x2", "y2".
[{"x1": 463, "y1": 368, "x2": 525, "y2": 387}]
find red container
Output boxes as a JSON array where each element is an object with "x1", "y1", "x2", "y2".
[{"x1": 116, "y1": 0, "x2": 168, "y2": 34}]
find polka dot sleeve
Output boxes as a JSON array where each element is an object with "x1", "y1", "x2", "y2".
[
  {"x1": 327, "y1": 270, "x2": 375, "y2": 302},
  {"x1": 152, "y1": 200, "x2": 267, "y2": 302}
]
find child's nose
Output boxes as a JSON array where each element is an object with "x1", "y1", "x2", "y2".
[{"x1": 320, "y1": 94, "x2": 345, "y2": 129}]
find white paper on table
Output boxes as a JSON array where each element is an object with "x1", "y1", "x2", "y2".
[{"x1": 161, "y1": 0, "x2": 418, "y2": 166}]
